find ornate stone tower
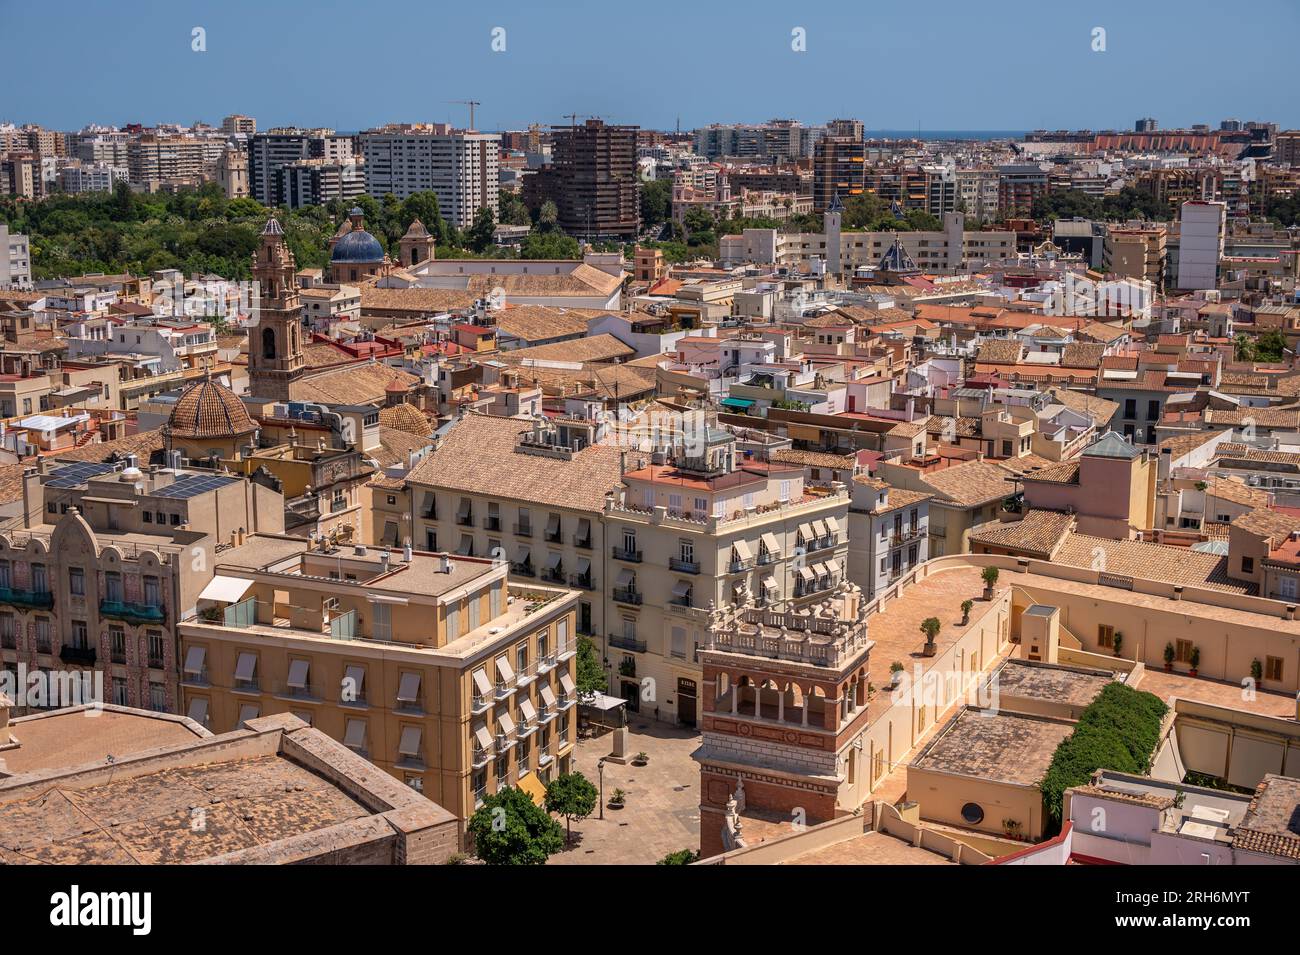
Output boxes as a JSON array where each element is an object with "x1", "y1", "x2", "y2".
[
  {"x1": 248, "y1": 217, "x2": 306, "y2": 400},
  {"x1": 398, "y1": 218, "x2": 436, "y2": 268},
  {"x1": 694, "y1": 583, "x2": 874, "y2": 859}
]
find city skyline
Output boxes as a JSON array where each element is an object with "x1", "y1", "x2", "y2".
[{"x1": 4, "y1": 0, "x2": 1299, "y2": 132}]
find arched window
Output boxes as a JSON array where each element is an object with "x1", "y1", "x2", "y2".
[{"x1": 262, "y1": 327, "x2": 277, "y2": 361}]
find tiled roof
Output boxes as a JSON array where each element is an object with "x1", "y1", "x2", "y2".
[
  {"x1": 967, "y1": 509, "x2": 1074, "y2": 558},
  {"x1": 768, "y1": 448, "x2": 856, "y2": 470},
  {"x1": 497, "y1": 333, "x2": 634, "y2": 365},
  {"x1": 976, "y1": 339, "x2": 1023, "y2": 364},
  {"x1": 1231, "y1": 507, "x2": 1300, "y2": 544},
  {"x1": 1158, "y1": 429, "x2": 1228, "y2": 461},
  {"x1": 1233, "y1": 775, "x2": 1300, "y2": 861},
  {"x1": 1021, "y1": 461, "x2": 1080, "y2": 485},
  {"x1": 404, "y1": 412, "x2": 627, "y2": 512},
  {"x1": 166, "y1": 378, "x2": 256, "y2": 440},
  {"x1": 290, "y1": 364, "x2": 420, "y2": 407},
  {"x1": 1206, "y1": 407, "x2": 1300, "y2": 429},
  {"x1": 371, "y1": 426, "x2": 433, "y2": 469},
  {"x1": 1053, "y1": 532, "x2": 1252, "y2": 594},
  {"x1": 918, "y1": 459, "x2": 1018, "y2": 508},
  {"x1": 493, "y1": 305, "x2": 602, "y2": 343},
  {"x1": 48, "y1": 429, "x2": 166, "y2": 465},
  {"x1": 377, "y1": 402, "x2": 433, "y2": 437},
  {"x1": 1060, "y1": 342, "x2": 1106, "y2": 369}
]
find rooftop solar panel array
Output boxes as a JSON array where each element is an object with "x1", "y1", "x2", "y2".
[{"x1": 151, "y1": 473, "x2": 239, "y2": 499}]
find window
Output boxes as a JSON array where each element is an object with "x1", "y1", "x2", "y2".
[
  {"x1": 1098, "y1": 625, "x2": 1115, "y2": 649},
  {"x1": 1242, "y1": 556, "x2": 1255, "y2": 574},
  {"x1": 70, "y1": 620, "x2": 89, "y2": 649},
  {"x1": 68, "y1": 567, "x2": 85, "y2": 596},
  {"x1": 149, "y1": 682, "x2": 166, "y2": 711},
  {"x1": 1175, "y1": 639, "x2": 1193, "y2": 663},
  {"x1": 112, "y1": 677, "x2": 128, "y2": 706},
  {"x1": 960, "y1": 802, "x2": 985, "y2": 825},
  {"x1": 516, "y1": 642, "x2": 528, "y2": 676},
  {"x1": 1265, "y1": 656, "x2": 1283, "y2": 682},
  {"x1": 143, "y1": 511, "x2": 153, "y2": 523}
]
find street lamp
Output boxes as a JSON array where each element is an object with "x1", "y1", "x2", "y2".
[{"x1": 597, "y1": 757, "x2": 606, "y2": 820}]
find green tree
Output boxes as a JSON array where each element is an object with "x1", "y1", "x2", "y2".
[
  {"x1": 498, "y1": 192, "x2": 532, "y2": 227},
  {"x1": 1255, "y1": 328, "x2": 1288, "y2": 362},
  {"x1": 575, "y1": 635, "x2": 605, "y2": 694},
  {"x1": 466, "y1": 206, "x2": 497, "y2": 253},
  {"x1": 657, "y1": 849, "x2": 699, "y2": 865},
  {"x1": 1234, "y1": 333, "x2": 1255, "y2": 361},
  {"x1": 639, "y1": 178, "x2": 672, "y2": 227},
  {"x1": 544, "y1": 771, "x2": 598, "y2": 844},
  {"x1": 537, "y1": 199, "x2": 559, "y2": 232},
  {"x1": 467, "y1": 786, "x2": 564, "y2": 865},
  {"x1": 521, "y1": 230, "x2": 580, "y2": 260}
]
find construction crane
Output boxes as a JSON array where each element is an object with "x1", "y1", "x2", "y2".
[{"x1": 449, "y1": 100, "x2": 481, "y2": 131}]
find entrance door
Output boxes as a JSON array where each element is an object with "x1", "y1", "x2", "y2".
[
  {"x1": 677, "y1": 677, "x2": 697, "y2": 727},
  {"x1": 621, "y1": 680, "x2": 640, "y2": 713}
]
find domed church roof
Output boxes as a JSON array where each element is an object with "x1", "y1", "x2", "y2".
[
  {"x1": 330, "y1": 207, "x2": 385, "y2": 264},
  {"x1": 167, "y1": 378, "x2": 257, "y2": 440}
]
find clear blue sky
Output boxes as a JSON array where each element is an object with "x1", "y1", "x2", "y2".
[{"x1": 4, "y1": 0, "x2": 1298, "y2": 132}]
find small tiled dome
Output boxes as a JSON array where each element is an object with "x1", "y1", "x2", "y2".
[{"x1": 167, "y1": 378, "x2": 256, "y2": 440}]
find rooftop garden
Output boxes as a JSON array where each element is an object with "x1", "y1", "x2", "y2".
[{"x1": 1038, "y1": 682, "x2": 1168, "y2": 834}]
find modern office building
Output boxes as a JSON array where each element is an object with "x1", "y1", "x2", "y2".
[{"x1": 813, "y1": 136, "x2": 866, "y2": 212}]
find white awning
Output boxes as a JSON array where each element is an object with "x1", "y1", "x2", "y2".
[
  {"x1": 540, "y1": 685, "x2": 557, "y2": 707},
  {"x1": 495, "y1": 655, "x2": 515, "y2": 684},
  {"x1": 733, "y1": 539, "x2": 754, "y2": 563},
  {"x1": 238, "y1": 703, "x2": 260, "y2": 726},
  {"x1": 615, "y1": 568, "x2": 635, "y2": 588},
  {"x1": 576, "y1": 557, "x2": 591, "y2": 575},
  {"x1": 797, "y1": 523, "x2": 815, "y2": 542},
  {"x1": 198, "y1": 575, "x2": 253, "y2": 603},
  {"x1": 344, "y1": 665, "x2": 366, "y2": 695},
  {"x1": 577, "y1": 517, "x2": 591, "y2": 536},
  {"x1": 671, "y1": 580, "x2": 692, "y2": 599},
  {"x1": 760, "y1": 532, "x2": 782, "y2": 557},
  {"x1": 234, "y1": 652, "x2": 257, "y2": 681},
  {"x1": 813, "y1": 562, "x2": 830, "y2": 579},
  {"x1": 497, "y1": 711, "x2": 516, "y2": 736},
  {"x1": 811, "y1": 520, "x2": 828, "y2": 539},
  {"x1": 546, "y1": 552, "x2": 562, "y2": 570},
  {"x1": 474, "y1": 724, "x2": 493, "y2": 750},
  {"x1": 581, "y1": 691, "x2": 625, "y2": 712},
  {"x1": 187, "y1": 697, "x2": 208, "y2": 724},
  {"x1": 472, "y1": 667, "x2": 492, "y2": 696},
  {"x1": 291, "y1": 710, "x2": 313, "y2": 727},
  {"x1": 457, "y1": 498, "x2": 472, "y2": 516},
  {"x1": 516, "y1": 545, "x2": 530, "y2": 563},
  {"x1": 763, "y1": 575, "x2": 779, "y2": 592},
  {"x1": 456, "y1": 536, "x2": 473, "y2": 555},
  {"x1": 824, "y1": 516, "x2": 840, "y2": 537},
  {"x1": 798, "y1": 566, "x2": 816, "y2": 583},
  {"x1": 344, "y1": 718, "x2": 367, "y2": 748},
  {"x1": 397, "y1": 672, "x2": 421, "y2": 703},
  {"x1": 518, "y1": 698, "x2": 537, "y2": 721},
  {"x1": 559, "y1": 673, "x2": 576, "y2": 695},
  {"x1": 398, "y1": 726, "x2": 423, "y2": 757},
  {"x1": 183, "y1": 646, "x2": 206, "y2": 676},
  {"x1": 287, "y1": 659, "x2": 309, "y2": 689}
]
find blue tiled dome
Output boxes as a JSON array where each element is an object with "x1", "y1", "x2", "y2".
[{"x1": 331, "y1": 229, "x2": 385, "y2": 264}]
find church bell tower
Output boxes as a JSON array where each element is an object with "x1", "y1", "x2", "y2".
[{"x1": 248, "y1": 217, "x2": 306, "y2": 400}]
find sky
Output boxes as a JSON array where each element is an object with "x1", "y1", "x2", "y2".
[{"x1": 4, "y1": 0, "x2": 1298, "y2": 133}]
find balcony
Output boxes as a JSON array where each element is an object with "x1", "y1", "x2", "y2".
[
  {"x1": 669, "y1": 557, "x2": 700, "y2": 574},
  {"x1": 728, "y1": 558, "x2": 753, "y2": 574},
  {"x1": 0, "y1": 586, "x2": 53, "y2": 611},
  {"x1": 472, "y1": 691, "x2": 490, "y2": 714},
  {"x1": 568, "y1": 572, "x2": 594, "y2": 590},
  {"x1": 669, "y1": 595, "x2": 695, "y2": 609},
  {"x1": 455, "y1": 513, "x2": 475, "y2": 527},
  {"x1": 494, "y1": 680, "x2": 514, "y2": 700},
  {"x1": 59, "y1": 644, "x2": 96, "y2": 666},
  {"x1": 537, "y1": 654, "x2": 557, "y2": 675},
  {"x1": 483, "y1": 516, "x2": 502, "y2": 531},
  {"x1": 609, "y1": 634, "x2": 646, "y2": 653},
  {"x1": 99, "y1": 599, "x2": 166, "y2": 624},
  {"x1": 612, "y1": 546, "x2": 642, "y2": 563},
  {"x1": 612, "y1": 587, "x2": 642, "y2": 606},
  {"x1": 756, "y1": 551, "x2": 778, "y2": 566},
  {"x1": 544, "y1": 529, "x2": 563, "y2": 544},
  {"x1": 514, "y1": 523, "x2": 533, "y2": 537},
  {"x1": 472, "y1": 748, "x2": 492, "y2": 770},
  {"x1": 147, "y1": 655, "x2": 165, "y2": 670},
  {"x1": 510, "y1": 561, "x2": 535, "y2": 577},
  {"x1": 572, "y1": 534, "x2": 591, "y2": 550}
]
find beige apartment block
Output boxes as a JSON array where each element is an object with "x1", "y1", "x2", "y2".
[
  {"x1": 178, "y1": 535, "x2": 579, "y2": 821},
  {"x1": 0, "y1": 456, "x2": 282, "y2": 716}
]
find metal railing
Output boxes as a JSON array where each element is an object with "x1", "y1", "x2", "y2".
[
  {"x1": 609, "y1": 634, "x2": 646, "y2": 653},
  {"x1": 572, "y1": 534, "x2": 592, "y2": 549},
  {"x1": 612, "y1": 546, "x2": 642, "y2": 562},
  {"x1": 612, "y1": 587, "x2": 642, "y2": 605},
  {"x1": 99, "y1": 599, "x2": 166, "y2": 624},
  {"x1": 669, "y1": 557, "x2": 700, "y2": 574}
]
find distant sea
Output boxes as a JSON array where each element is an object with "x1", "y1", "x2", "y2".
[{"x1": 864, "y1": 130, "x2": 1028, "y2": 141}]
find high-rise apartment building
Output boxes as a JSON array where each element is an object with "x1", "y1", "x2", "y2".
[
  {"x1": 1135, "y1": 117, "x2": 1159, "y2": 133},
  {"x1": 248, "y1": 128, "x2": 355, "y2": 206},
  {"x1": 0, "y1": 224, "x2": 31, "y2": 289},
  {"x1": 523, "y1": 120, "x2": 638, "y2": 240},
  {"x1": 221, "y1": 114, "x2": 257, "y2": 137},
  {"x1": 813, "y1": 136, "x2": 866, "y2": 212},
  {"x1": 126, "y1": 135, "x2": 212, "y2": 190},
  {"x1": 277, "y1": 157, "x2": 366, "y2": 208},
  {"x1": 359, "y1": 125, "x2": 500, "y2": 229},
  {"x1": 1176, "y1": 200, "x2": 1227, "y2": 291}
]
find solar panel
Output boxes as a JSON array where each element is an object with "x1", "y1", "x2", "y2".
[
  {"x1": 46, "y1": 461, "x2": 118, "y2": 489},
  {"x1": 152, "y1": 474, "x2": 238, "y2": 499}
]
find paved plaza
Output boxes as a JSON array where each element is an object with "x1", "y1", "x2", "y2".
[{"x1": 547, "y1": 720, "x2": 702, "y2": 865}]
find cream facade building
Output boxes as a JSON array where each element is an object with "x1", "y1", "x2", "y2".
[{"x1": 178, "y1": 534, "x2": 578, "y2": 820}]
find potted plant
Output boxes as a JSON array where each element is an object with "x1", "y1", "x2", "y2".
[
  {"x1": 1112, "y1": 631, "x2": 1123, "y2": 658},
  {"x1": 1002, "y1": 818, "x2": 1023, "y2": 840},
  {"x1": 920, "y1": 617, "x2": 941, "y2": 657},
  {"x1": 1251, "y1": 658, "x2": 1263, "y2": 684},
  {"x1": 1163, "y1": 642, "x2": 1175, "y2": 672},
  {"x1": 981, "y1": 566, "x2": 1000, "y2": 599},
  {"x1": 960, "y1": 599, "x2": 974, "y2": 625},
  {"x1": 632, "y1": 751, "x2": 649, "y2": 767},
  {"x1": 889, "y1": 661, "x2": 905, "y2": 688},
  {"x1": 1189, "y1": 645, "x2": 1200, "y2": 678},
  {"x1": 608, "y1": 788, "x2": 627, "y2": 810}
]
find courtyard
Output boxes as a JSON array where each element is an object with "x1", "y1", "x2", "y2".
[{"x1": 546, "y1": 720, "x2": 702, "y2": 865}]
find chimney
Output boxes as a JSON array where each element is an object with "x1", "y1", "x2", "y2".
[
  {"x1": 404, "y1": 542, "x2": 413, "y2": 562},
  {"x1": 440, "y1": 555, "x2": 452, "y2": 573},
  {"x1": 380, "y1": 550, "x2": 391, "y2": 573},
  {"x1": 354, "y1": 544, "x2": 367, "y2": 557}
]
